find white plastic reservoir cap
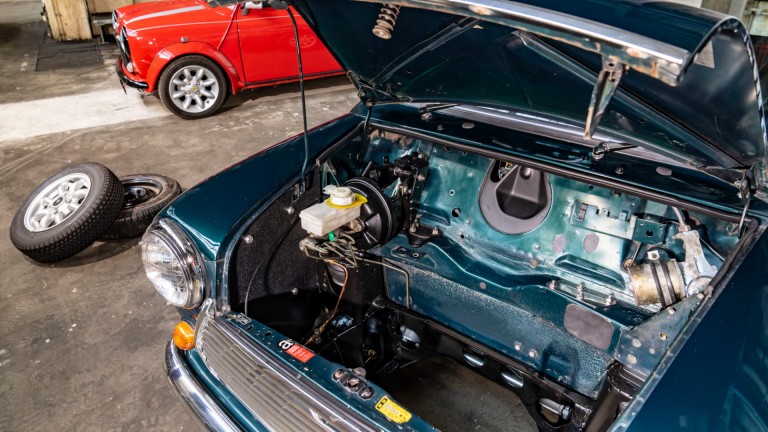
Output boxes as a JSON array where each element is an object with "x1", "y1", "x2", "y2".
[{"x1": 329, "y1": 186, "x2": 355, "y2": 206}]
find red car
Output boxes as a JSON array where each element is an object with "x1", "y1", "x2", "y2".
[{"x1": 113, "y1": 0, "x2": 343, "y2": 119}]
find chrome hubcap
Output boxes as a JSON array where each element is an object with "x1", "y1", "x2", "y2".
[
  {"x1": 169, "y1": 65, "x2": 220, "y2": 113},
  {"x1": 24, "y1": 174, "x2": 92, "y2": 232}
]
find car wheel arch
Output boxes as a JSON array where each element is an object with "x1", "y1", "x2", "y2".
[{"x1": 146, "y1": 43, "x2": 242, "y2": 94}]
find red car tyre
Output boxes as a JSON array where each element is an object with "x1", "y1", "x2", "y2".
[
  {"x1": 158, "y1": 55, "x2": 228, "y2": 119},
  {"x1": 100, "y1": 174, "x2": 182, "y2": 240},
  {"x1": 10, "y1": 162, "x2": 123, "y2": 263}
]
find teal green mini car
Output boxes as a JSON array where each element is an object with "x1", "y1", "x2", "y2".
[{"x1": 140, "y1": 0, "x2": 768, "y2": 430}]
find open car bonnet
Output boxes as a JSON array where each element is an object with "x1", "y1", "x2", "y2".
[{"x1": 291, "y1": 0, "x2": 768, "y2": 188}]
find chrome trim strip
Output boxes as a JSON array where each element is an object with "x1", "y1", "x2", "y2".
[
  {"x1": 165, "y1": 338, "x2": 241, "y2": 432},
  {"x1": 352, "y1": 0, "x2": 697, "y2": 85}
]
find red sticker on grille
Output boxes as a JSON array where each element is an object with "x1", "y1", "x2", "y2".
[{"x1": 278, "y1": 339, "x2": 315, "y2": 363}]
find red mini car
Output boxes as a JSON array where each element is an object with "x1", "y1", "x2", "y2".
[{"x1": 113, "y1": 0, "x2": 343, "y2": 119}]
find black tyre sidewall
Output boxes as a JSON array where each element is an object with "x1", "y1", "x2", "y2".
[
  {"x1": 100, "y1": 174, "x2": 182, "y2": 240},
  {"x1": 158, "y1": 55, "x2": 228, "y2": 120},
  {"x1": 10, "y1": 163, "x2": 123, "y2": 262}
]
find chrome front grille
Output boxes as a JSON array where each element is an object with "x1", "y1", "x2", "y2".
[
  {"x1": 195, "y1": 313, "x2": 375, "y2": 432},
  {"x1": 116, "y1": 28, "x2": 130, "y2": 66}
]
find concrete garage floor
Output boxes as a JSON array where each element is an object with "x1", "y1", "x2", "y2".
[{"x1": 0, "y1": 2, "x2": 537, "y2": 431}]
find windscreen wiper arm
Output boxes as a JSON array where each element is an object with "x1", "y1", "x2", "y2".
[
  {"x1": 418, "y1": 103, "x2": 458, "y2": 119},
  {"x1": 592, "y1": 142, "x2": 637, "y2": 160}
]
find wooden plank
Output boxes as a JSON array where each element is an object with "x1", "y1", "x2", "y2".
[{"x1": 44, "y1": 0, "x2": 92, "y2": 41}]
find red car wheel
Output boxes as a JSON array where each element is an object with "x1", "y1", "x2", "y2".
[{"x1": 158, "y1": 55, "x2": 228, "y2": 119}]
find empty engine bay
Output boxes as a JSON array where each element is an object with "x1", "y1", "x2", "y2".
[{"x1": 228, "y1": 128, "x2": 744, "y2": 430}]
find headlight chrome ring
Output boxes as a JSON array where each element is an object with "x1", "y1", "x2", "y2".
[{"x1": 141, "y1": 219, "x2": 206, "y2": 308}]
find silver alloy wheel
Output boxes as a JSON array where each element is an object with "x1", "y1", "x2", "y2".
[
  {"x1": 168, "y1": 65, "x2": 221, "y2": 113},
  {"x1": 23, "y1": 173, "x2": 92, "y2": 232}
]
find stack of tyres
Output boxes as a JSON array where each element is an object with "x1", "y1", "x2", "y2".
[{"x1": 10, "y1": 162, "x2": 181, "y2": 263}]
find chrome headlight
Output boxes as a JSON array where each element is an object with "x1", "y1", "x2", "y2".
[{"x1": 141, "y1": 219, "x2": 206, "y2": 308}]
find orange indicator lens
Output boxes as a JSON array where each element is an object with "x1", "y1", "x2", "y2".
[{"x1": 173, "y1": 321, "x2": 195, "y2": 350}]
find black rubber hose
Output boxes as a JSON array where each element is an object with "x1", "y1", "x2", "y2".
[{"x1": 285, "y1": 3, "x2": 310, "y2": 186}]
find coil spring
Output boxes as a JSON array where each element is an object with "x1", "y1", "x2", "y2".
[{"x1": 372, "y1": 4, "x2": 401, "y2": 40}]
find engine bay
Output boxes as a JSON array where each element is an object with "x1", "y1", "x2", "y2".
[{"x1": 227, "y1": 128, "x2": 744, "y2": 430}]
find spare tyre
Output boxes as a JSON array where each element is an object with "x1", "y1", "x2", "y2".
[
  {"x1": 10, "y1": 162, "x2": 123, "y2": 263},
  {"x1": 99, "y1": 174, "x2": 182, "y2": 240}
]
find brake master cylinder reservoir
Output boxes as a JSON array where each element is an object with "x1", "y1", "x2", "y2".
[{"x1": 299, "y1": 186, "x2": 367, "y2": 236}]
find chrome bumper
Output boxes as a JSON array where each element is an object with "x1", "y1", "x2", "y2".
[{"x1": 165, "y1": 339, "x2": 241, "y2": 432}]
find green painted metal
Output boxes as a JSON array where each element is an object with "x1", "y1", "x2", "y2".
[
  {"x1": 350, "y1": 131, "x2": 738, "y2": 397},
  {"x1": 616, "y1": 230, "x2": 768, "y2": 432},
  {"x1": 157, "y1": 97, "x2": 766, "y2": 431}
]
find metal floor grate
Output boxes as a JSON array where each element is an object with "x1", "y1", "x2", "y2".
[{"x1": 36, "y1": 33, "x2": 102, "y2": 71}]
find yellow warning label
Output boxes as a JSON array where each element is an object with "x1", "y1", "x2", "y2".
[{"x1": 375, "y1": 396, "x2": 412, "y2": 424}]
